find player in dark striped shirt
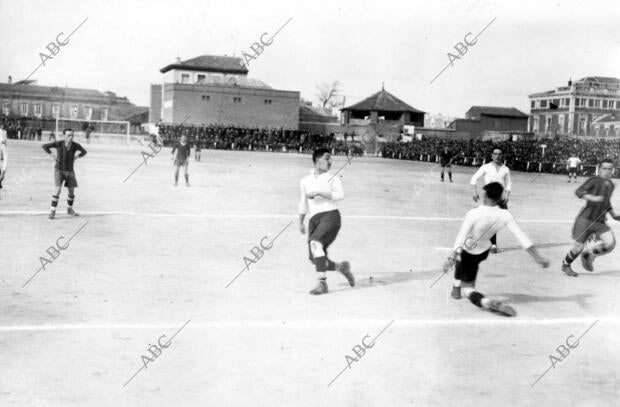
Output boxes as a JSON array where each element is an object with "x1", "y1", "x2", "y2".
[
  {"x1": 171, "y1": 135, "x2": 191, "y2": 186},
  {"x1": 42, "y1": 129, "x2": 87, "y2": 219},
  {"x1": 562, "y1": 158, "x2": 620, "y2": 276}
]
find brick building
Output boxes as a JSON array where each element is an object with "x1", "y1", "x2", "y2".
[
  {"x1": 448, "y1": 106, "x2": 529, "y2": 139},
  {"x1": 528, "y1": 76, "x2": 620, "y2": 137},
  {"x1": 151, "y1": 55, "x2": 300, "y2": 129}
]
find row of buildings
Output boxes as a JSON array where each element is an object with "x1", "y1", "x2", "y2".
[{"x1": 2, "y1": 54, "x2": 619, "y2": 140}]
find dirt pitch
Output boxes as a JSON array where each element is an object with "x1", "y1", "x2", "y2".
[{"x1": 1, "y1": 140, "x2": 618, "y2": 406}]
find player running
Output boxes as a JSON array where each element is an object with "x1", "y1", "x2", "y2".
[
  {"x1": 561, "y1": 158, "x2": 620, "y2": 277},
  {"x1": 439, "y1": 146, "x2": 453, "y2": 182},
  {"x1": 42, "y1": 129, "x2": 87, "y2": 219},
  {"x1": 470, "y1": 148, "x2": 512, "y2": 253},
  {"x1": 171, "y1": 134, "x2": 191, "y2": 186},
  {"x1": 566, "y1": 154, "x2": 581, "y2": 183},
  {"x1": 444, "y1": 182, "x2": 549, "y2": 316},
  {"x1": 299, "y1": 148, "x2": 355, "y2": 295}
]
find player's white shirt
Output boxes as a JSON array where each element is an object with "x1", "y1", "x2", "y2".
[
  {"x1": 470, "y1": 162, "x2": 512, "y2": 191},
  {"x1": 453, "y1": 205, "x2": 532, "y2": 255},
  {"x1": 567, "y1": 157, "x2": 581, "y2": 168},
  {"x1": 298, "y1": 169, "x2": 344, "y2": 219}
]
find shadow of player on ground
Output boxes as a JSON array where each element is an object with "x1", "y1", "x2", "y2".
[
  {"x1": 330, "y1": 269, "x2": 440, "y2": 293},
  {"x1": 489, "y1": 292, "x2": 594, "y2": 309}
]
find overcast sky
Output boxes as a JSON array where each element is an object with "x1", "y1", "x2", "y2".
[{"x1": 1, "y1": 0, "x2": 619, "y2": 118}]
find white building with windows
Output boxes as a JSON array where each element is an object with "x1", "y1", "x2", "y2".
[
  {"x1": 528, "y1": 76, "x2": 620, "y2": 137},
  {"x1": 0, "y1": 78, "x2": 144, "y2": 123}
]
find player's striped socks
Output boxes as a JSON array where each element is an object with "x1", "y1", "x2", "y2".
[
  {"x1": 68, "y1": 194, "x2": 74, "y2": 208},
  {"x1": 563, "y1": 250, "x2": 579, "y2": 265},
  {"x1": 51, "y1": 194, "x2": 59, "y2": 211}
]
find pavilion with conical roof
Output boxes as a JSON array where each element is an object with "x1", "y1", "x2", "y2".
[{"x1": 341, "y1": 86, "x2": 425, "y2": 127}]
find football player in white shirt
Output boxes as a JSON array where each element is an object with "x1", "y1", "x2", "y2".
[
  {"x1": 470, "y1": 148, "x2": 512, "y2": 253},
  {"x1": 566, "y1": 155, "x2": 581, "y2": 183},
  {"x1": 299, "y1": 148, "x2": 355, "y2": 295},
  {"x1": 443, "y1": 182, "x2": 549, "y2": 316}
]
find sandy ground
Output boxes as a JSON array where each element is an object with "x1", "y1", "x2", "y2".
[{"x1": 0, "y1": 140, "x2": 619, "y2": 406}]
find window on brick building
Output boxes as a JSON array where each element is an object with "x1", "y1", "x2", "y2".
[
  {"x1": 588, "y1": 99, "x2": 594, "y2": 107},
  {"x1": 3, "y1": 101, "x2": 10, "y2": 115},
  {"x1": 531, "y1": 101, "x2": 535, "y2": 109},
  {"x1": 181, "y1": 73, "x2": 190, "y2": 84},
  {"x1": 202, "y1": 95, "x2": 210, "y2": 101},
  {"x1": 603, "y1": 100, "x2": 608, "y2": 108},
  {"x1": 52, "y1": 104, "x2": 60, "y2": 117},
  {"x1": 34, "y1": 104, "x2": 42, "y2": 118},
  {"x1": 197, "y1": 74, "x2": 205, "y2": 84},
  {"x1": 540, "y1": 100, "x2": 547, "y2": 108},
  {"x1": 21, "y1": 103, "x2": 29, "y2": 116}
]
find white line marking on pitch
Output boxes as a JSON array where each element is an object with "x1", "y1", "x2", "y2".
[
  {"x1": 0, "y1": 210, "x2": 574, "y2": 223},
  {"x1": 0, "y1": 318, "x2": 616, "y2": 331}
]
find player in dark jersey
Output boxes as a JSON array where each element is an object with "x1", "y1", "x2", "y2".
[
  {"x1": 561, "y1": 158, "x2": 620, "y2": 276},
  {"x1": 194, "y1": 137, "x2": 202, "y2": 162},
  {"x1": 439, "y1": 146, "x2": 453, "y2": 182},
  {"x1": 42, "y1": 129, "x2": 87, "y2": 219},
  {"x1": 172, "y1": 135, "x2": 191, "y2": 186}
]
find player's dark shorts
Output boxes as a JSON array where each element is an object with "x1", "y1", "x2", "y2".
[
  {"x1": 568, "y1": 168, "x2": 577, "y2": 176},
  {"x1": 572, "y1": 216, "x2": 610, "y2": 243},
  {"x1": 307, "y1": 209, "x2": 341, "y2": 261},
  {"x1": 440, "y1": 161, "x2": 451, "y2": 167},
  {"x1": 55, "y1": 169, "x2": 78, "y2": 188},
  {"x1": 455, "y1": 249, "x2": 490, "y2": 283},
  {"x1": 174, "y1": 158, "x2": 189, "y2": 167}
]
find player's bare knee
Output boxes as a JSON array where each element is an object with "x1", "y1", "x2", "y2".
[{"x1": 309, "y1": 240, "x2": 325, "y2": 258}]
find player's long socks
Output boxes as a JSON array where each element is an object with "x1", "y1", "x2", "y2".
[
  {"x1": 448, "y1": 170, "x2": 452, "y2": 181},
  {"x1": 185, "y1": 174, "x2": 189, "y2": 184},
  {"x1": 463, "y1": 288, "x2": 491, "y2": 309},
  {"x1": 174, "y1": 173, "x2": 179, "y2": 184},
  {"x1": 51, "y1": 194, "x2": 59, "y2": 212},
  {"x1": 68, "y1": 194, "x2": 74, "y2": 209},
  {"x1": 563, "y1": 249, "x2": 580, "y2": 265}
]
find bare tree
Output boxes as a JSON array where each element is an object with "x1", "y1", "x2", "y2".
[{"x1": 316, "y1": 81, "x2": 342, "y2": 109}]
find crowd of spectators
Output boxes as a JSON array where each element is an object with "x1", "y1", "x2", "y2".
[
  {"x1": 4, "y1": 115, "x2": 619, "y2": 177},
  {"x1": 158, "y1": 123, "x2": 366, "y2": 156},
  {"x1": 382, "y1": 137, "x2": 620, "y2": 176}
]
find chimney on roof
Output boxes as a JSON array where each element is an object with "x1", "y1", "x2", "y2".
[
  {"x1": 176, "y1": 56, "x2": 181, "y2": 63},
  {"x1": 8, "y1": 75, "x2": 12, "y2": 84},
  {"x1": 568, "y1": 78, "x2": 572, "y2": 86}
]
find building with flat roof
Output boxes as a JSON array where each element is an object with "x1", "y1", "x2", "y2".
[
  {"x1": 151, "y1": 55, "x2": 300, "y2": 129},
  {"x1": 529, "y1": 76, "x2": 620, "y2": 137},
  {"x1": 448, "y1": 106, "x2": 529, "y2": 140}
]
